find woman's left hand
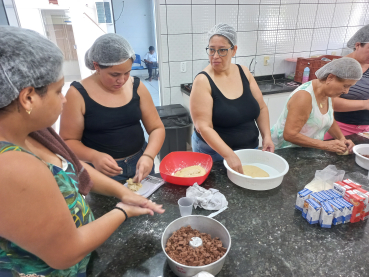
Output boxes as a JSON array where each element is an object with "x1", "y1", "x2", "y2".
[
  {"x1": 132, "y1": 155, "x2": 154, "y2": 183},
  {"x1": 342, "y1": 139, "x2": 355, "y2": 153},
  {"x1": 262, "y1": 136, "x2": 275, "y2": 153}
]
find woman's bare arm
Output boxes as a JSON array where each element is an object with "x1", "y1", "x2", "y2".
[{"x1": 332, "y1": 97, "x2": 369, "y2": 112}]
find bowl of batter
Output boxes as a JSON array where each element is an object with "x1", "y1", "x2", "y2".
[
  {"x1": 159, "y1": 151, "x2": 213, "y2": 186},
  {"x1": 224, "y1": 149, "x2": 289, "y2": 190}
]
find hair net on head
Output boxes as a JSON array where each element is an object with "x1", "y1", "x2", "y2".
[
  {"x1": 347, "y1": 24, "x2": 369, "y2": 48},
  {"x1": 208, "y1": 23, "x2": 237, "y2": 46},
  {"x1": 0, "y1": 26, "x2": 64, "y2": 109},
  {"x1": 85, "y1": 33, "x2": 135, "y2": 70},
  {"x1": 315, "y1": 57, "x2": 362, "y2": 80}
]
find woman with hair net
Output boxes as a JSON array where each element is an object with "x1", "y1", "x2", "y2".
[
  {"x1": 324, "y1": 24, "x2": 369, "y2": 139},
  {"x1": 190, "y1": 23, "x2": 274, "y2": 174},
  {"x1": 271, "y1": 58, "x2": 361, "y2": 153},
  {"x1": 0, "y1": 26, "x2": 164, "y2": 276},
  {"x1": 60, "y1": 33, "x2": 165, "y2": 183}
]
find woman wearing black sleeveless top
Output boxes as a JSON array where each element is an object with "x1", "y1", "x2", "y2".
[
  {"x1": 190, "y1": 23, "x2": 274, "y2": 174},
  {"x1": 60, "y1": 34, "x2": 165, "y2": 182}
]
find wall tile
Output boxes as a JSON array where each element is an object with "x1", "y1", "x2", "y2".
[
  {"x1": 280, "y1": 0, "x2": 300, "y2": 3},
  {"x1": 293, "y1": 52, "x2": 311, "y2": 59},
  {"x1": 327, "y1": 27, "x2": 347, "y2": 50},
  {"x1": 296, "y1": 4, "x2": 318, "y2": 29},
  {"x1": 311, "y1": 28, "x2": 331, "y2": 51},
  {"x1": 215, "y1": 4, "x2": 238, "y2": 30},
  {"x1": 344, "y1": 26, "x2": 362, "y2": 46},
  {"x1": 278, "y1": 4, "x2": 299, "y2": 30},
  {"x1": 326, "y1": 49, "x2": 343, "y2": 56},
  {"x1": 162, "y1": 87, "x2": 171, "y2": 105},
  {"x1": 169, "y1": 61, "x2": 193, "y2": 87},
  {"x1": 192, "y1": 0, "x2": 215, "y2": 3},
  {"x1": 260, "y1": 0, "x2": 280, "y2": 4},
  {"x1": 239, "y1": 0, "x2": 260, "y2": 3},
  {"x1": 332, "y1": 3, "x2": 352, "y2": 27},
  {"x1": 170, "y1": 87, "x2": 183, "y2": 105},
  {"x1": 257, "y1": 30, "x2": 277, "y2": 55},
  {"x1": 165, "y1": 0, "x2": 191, "y2": 4},
  {"x1": 276, "y1": 29, "x2": 295, "y2": 54},
  {"x1": 217, "y1": 0, "x2": 238, "y2": 4},
  {"x1": 310, "y1": 50, "x2": 327, "y2": 57},
  {"x1": 273, "y1": 53, "x2": 294, "y2": 75},
  {"x1": 236, "y1": 56, "x2": 257, "y2": 72},
  {"x1": 349, "y1": 3, "x2": 368, "y2": 26},
  {"x1": 192, "y1": 60, "x2": 209, "y2": 79},
  {"x1": 193, "y1": 33, "x2": 209, "y2": 60},
  {"x1": 162, "y1": 62, "x2": 170, "y2": 87},
  {"x1": 258, "y1": 5, "x2": 280, "y2": 30},
  {"x1": 314, "y1": 4, "x2": 335, "y2": 28},
  {"x1": 160, "y1": 35, "x2": 169, "y2": 63},
  {"x1": 238, "y1": 5, "x2": 260, "y2": 32},
  {"x1": 293, "y1": 28, "x2": 314, "y2": 52},
  {"x1": 160, "y1": 5, "x2": 167, "y2": 34},
  {"x1": 237, "y1": 31, "x2": 257, "y2": 57},
  {"x1": 167, "y1": 5, "x2": 191, "y2": 34},
  {"x1": 192, "y1": 5, "x2": 216, "y2": 34},
  {"x1": 254, "y1": 55, "x2": 275, "y2": 76},
  {"x1": 318, "y1": 0, "x2": 336, "y2": 3},
  {"x1": 168, "y1": 34, "x2": 192, "y2": 61},
  {"x1": 232, "y1": 57, "x2": 237, "y2": 64}
]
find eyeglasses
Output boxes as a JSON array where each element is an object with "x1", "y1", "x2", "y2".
[{"x1": 206, "y1": 46, "x2": 234, "y2": 57}]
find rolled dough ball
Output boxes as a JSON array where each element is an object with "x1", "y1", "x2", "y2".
[
  {"x1": 337, "y1": 149, "x2": 350, "y2": 155},
  {"x1": 174, "y1": 165, "x2": 206, "y2": 177},
  {"x1": 242, "y1": 165, "x2": 269, "y2": 178},
  {"x1": 127, "y1": 178, "x2": 142, "y2": 192}
]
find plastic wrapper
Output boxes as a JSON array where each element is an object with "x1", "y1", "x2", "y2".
[{"x1": 305, "y1": 165, "x2": 345, "y2": 192}]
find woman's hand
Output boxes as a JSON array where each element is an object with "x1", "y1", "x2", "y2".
[
  {"x1": 132, "y1": 155, "x2": 154, "y2": 183},
  {"x1": 116, "y1": 202, "x2": 157, "y2": 218},
  {"x1": 262, "y1": 136, "x2": 275, "y2": 153},
  {"x1": 224, "y1": 152, "x2": 243, "y2": 174},
  {"x1": 323, "y1": 139, "x2": 348, "y2": 153},
  {"x1": 341, "y1": 139, "x2": 355, "y2": 153},
  {"x1": 92, "y1": 152, "x2": 122, "y2": 177}
]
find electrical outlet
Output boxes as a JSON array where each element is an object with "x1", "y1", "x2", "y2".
[
  {"x1": 331, "y1": 51, "x2": 337, "y2": 55},
  {"x1": 264, "y1": 56, "x2": 270, "y2": 66},
  {"x1": 180, "y1": 62, "x2": 186, "y2": 72}
]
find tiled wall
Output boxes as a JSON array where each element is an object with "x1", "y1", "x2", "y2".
[{"x1": 159, "y1": 0, "x2": 369, "y2": 105}]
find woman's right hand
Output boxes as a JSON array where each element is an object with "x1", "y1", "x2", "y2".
[
  {"x1": 116, "y1": 202, "x2": 155, "y2": 219},
  {"x1": 92, "y1": 152, "x2": 123, "y2": 177},
  {"x1": 225, "y1": 152, "x2": 243, "y2": 174},
  {"x1": 323, "y1": 139, "x2": 348, "y2": 153}
]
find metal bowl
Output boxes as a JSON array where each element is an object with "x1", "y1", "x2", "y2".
[
  {"x1": 223, "y1": 149, "x2": 289, "y2": 191},
  {"x1": 353, "y1": 144, "x2": 369, "y2": 170},
  {"x1": 161, "y1": 215, "x2": 231, "y2": 277}
]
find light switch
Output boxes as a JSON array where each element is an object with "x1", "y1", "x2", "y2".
[
  {"x1": 180, "y1": 62, "x2": 186, "y2": 72},
  {"x1": 264, "y1": 56, "x2": 270, "y2": 66}
]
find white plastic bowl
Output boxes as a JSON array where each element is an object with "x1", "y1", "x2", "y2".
[
  {"x1": 353, "y1": 144, "x2": 369, "y2": 170},
  {"x1": 223, "y1": 149, "x2": 289, "y2": 191}
]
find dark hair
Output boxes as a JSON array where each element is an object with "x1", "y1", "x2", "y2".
[
  {"x1": 97, "y1": 64, "x2": 112, "y2": 69},
  {"x1": 0, "y1": 85, "x2": 48, "y2": 114},
  {"x1": 319, "y1": 75, "x2": 345, "y2": 82},
  {"x1": 354, "y1": 43, "x2": 367, "y2": 51},
  {"x1": 149, "y1": 46, "x2": 155, "y2": 51}
]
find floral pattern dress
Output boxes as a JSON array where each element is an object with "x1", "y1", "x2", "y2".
[
  {"x1": 0, "y1": 142, "x2": 95, "y2": 277},
  {"x1": 270, "y1": 81, "x2": 334, "y2": 150}
]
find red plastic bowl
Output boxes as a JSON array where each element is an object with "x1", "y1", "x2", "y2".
[{"x1": 159, "y1": 151, "x2": 213, "y2": 186}]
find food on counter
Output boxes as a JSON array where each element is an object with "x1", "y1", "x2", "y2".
[
  {"x1": 165, "y1": 225, "x2": 227, "y2": 266},
  {"x1": 127, "y1": 178, "x2": 142, "y2": 192},
  {"x1": 337, "y1": 149, "x2": 350, "y2": 155},
  {"x1": 359, "y1": 153, "x2": 369, "y2": 158},
  {"x1": 242, "y1": 165, "x2": 269, "y2": 178},
  {"x1": 174, "y1": 165, "x2": 206, "y2": 177}
]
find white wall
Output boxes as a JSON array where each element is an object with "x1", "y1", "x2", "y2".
[
  {"x1": 158, "y1": 0, "x2": 369, "y2": 106},
  {"x1": 112, "y1": 0, "x2": 156, "y2": 60}
]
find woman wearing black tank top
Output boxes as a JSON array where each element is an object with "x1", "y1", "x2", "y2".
[
  {"x1": 60, "y1": 34, "x2": 165, "y2": 183},
  {"x1": 190, "y1": 23, "x2": 274, "y2": 174}
]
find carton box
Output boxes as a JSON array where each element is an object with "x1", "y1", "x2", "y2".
[
  {"x1": 335, "y1": 198, "x2": 353, "y2": 224},
  {"x1": 319, "y1": 201, "x2": 334, "y2": 228},
  {"x1": 328, "y1": 200, "x2": 345, "y2": 225},
  {"x1": 319, "y1": 191, "x2": 333, "y2": 201},
  {"x1": 310, "y1": 192, "x2": 326, "y2": 204},
  {"x1": 344, "y1": 190, "x2": 365, "y2": 223},
  {"x1": 305, "y1": 199, "x2": 321, "y2": 224},
  {"x1": 333, "y1": 181, "x2": 353, "y2": 197},
  {"x1": 342, "y1": 179, "x2": 362, "y2": 189},
  {"x1": 326, "y1": 189, "x2": 342, "y2": 199},
  {"x1": 295, "y1": 188, "x2": 312, "y2": 211},
  {"x1": 352, "y1": 189, "x2": 369, "y2": 220}
]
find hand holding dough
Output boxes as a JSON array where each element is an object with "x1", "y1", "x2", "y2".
[
  {"x1": 127, "y1": 178, "x2": 142, "y2": 192},
  {"x1": 174, "y1": 165, "x2": 206, "y2": 177},
  {"x1": 242, "y1": 165, "x2": 269, "y2": 178}
]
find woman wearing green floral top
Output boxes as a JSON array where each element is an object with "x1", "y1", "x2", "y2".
[
  {"x1": 0, "y1": 26, "x2": 164, "y2": 277},
  {"x1": 271, "y1": 58, "x2": 362, "y2": 153}
]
